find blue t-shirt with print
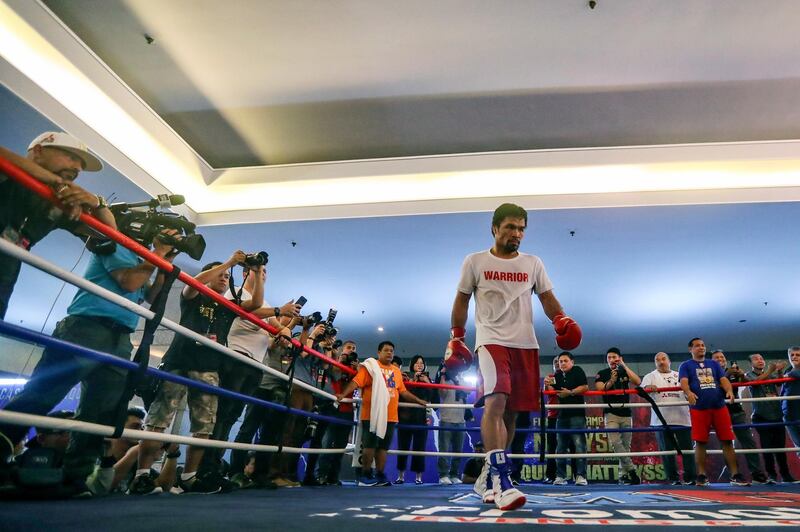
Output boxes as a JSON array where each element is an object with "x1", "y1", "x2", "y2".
[
  {"x1": 678, "y1": 358, "x2": 725, "y2": 410},
  {"x1": 67, "y1": 246, "x2": 146, "y2": 331}
]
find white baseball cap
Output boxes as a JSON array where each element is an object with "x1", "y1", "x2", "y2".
[{"x1": 28, "y1": 131, "x2": 103, "y2": 172}]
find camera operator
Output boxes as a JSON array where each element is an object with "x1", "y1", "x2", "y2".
[
  {"x1": 0, "y1": 228, "x2": 177, "y2": 494},
  {"x1": 316, "y1": 340, "x2": 358, "y2": 486},
  {"x1": 0, "y1": 132, "x2": 115, "y2": 319},
  {"x1": 132, "y1": 251, "x2": 248, "y2": 495},
  {"x1": 198, "y1": 258, "x2": 301, "y2": 476}
]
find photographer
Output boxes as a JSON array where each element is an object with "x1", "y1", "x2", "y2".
[
  {"x1": 0, "y1": 132, "x2": 115, "y2": 319},
  {"x1": 294, "y1": 322, "x2": 342, "y2": 486},
  {"x1": 199, "y1": 258, "x2": 301, "y2": 476},
  {"x1": 316, "y1": 340, "x2": 358, "y2": 486},
  {"x1": 268, "y1": 320, "x2": 328, "y2": 486},
  {"x1": 132, "y1": 251, "x2": 246, "y2": 495},
  {"x1": 395, "y1": 355, "x2": 434, "y2": 485},
  {"x1": 0, "y1": 229, "x2": 177, "y2": 493}
]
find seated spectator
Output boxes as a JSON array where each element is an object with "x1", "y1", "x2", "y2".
[
  {"x1": 395, "y1": 355, "x2": 433, "y2": 485},
  {"x1": 9, "y1": 410, "x2": 74, "y2": 492},
  {"x1": 781, "y1": 346, "x2": 800, "y2": 456},
  {"x1": 641, "y1": 352, "x2": 696, "y2": 485},
  {"x1": 335, "y1": 341, "x2": 427, "y2": 487},
  {"x1": 746, "y1": 353, "x2": 797, "y2": 484},
  {"x1": 546, "y1": 351, "x2": 589, "y2": 486},
  {"x1": 461, "y1": 441, "x2": 485, "y2": 484}
]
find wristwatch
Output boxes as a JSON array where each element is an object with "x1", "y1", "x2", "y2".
[
  {"x1": 94, "y1": 195, "x2": 108, "y2": 210},
  {"x1": 274, "y1": 307, "x2": 281, "y2": 318}
]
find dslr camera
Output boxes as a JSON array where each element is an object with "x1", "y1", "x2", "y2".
[{"x1": 239, "y1": 251, "x2": 268, "y2": 269}]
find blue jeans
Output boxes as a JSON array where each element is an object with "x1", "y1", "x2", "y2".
[
  {"x1": 556, "y1": 416, "x2": 587, "y2": 478},
  {"x1": 437, "y1": 422, "x2": 465, "y2": 477}
]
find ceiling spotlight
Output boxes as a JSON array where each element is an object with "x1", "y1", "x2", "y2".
[
  {"x1": 144, "y1": 33, "x2": 155, "y2": 45},
  {"x1": 377, "y1": 326, "x2": 384, "y2": 332}
]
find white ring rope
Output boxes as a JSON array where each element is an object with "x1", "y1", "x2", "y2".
[
  {"x1": 4, "y1": 410, "x2": 798, "y2": 461},
  {"x1": 545, "y1": 395, "x2": 800, "y2": 409},
  {"x1": 0, "y1": 410, "x2": 347, "y2": 455}
]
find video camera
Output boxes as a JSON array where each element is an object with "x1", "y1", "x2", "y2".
[{"x1": 86, "y1": 195, "x2": 206, "y2": 260}]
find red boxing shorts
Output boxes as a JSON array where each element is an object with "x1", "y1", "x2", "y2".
[
  {"x1": 690, "y1": 406, "x2": 735, "y2": 443},
  {"x1": 475, "y1": 344, "x2": 540, "y2": 411}
]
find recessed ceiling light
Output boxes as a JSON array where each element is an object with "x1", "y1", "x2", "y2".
[{"x1": 377, "y1": 326, "x2": 384, "y2": 332}]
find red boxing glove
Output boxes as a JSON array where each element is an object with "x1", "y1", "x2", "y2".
[
  {"x1": 552, "y1": 314, "x2": 582, "y2": 351},
  {"x1": 444, "y1": 327, "x2": 473, "y2": 374}
]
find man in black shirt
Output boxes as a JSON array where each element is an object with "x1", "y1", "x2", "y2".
[
  {"x1": 595, "y1": 347, "x2": 641, "y2": 485},
  {"x1": 0, "y1": 132, "x2": 115, "y2": 319},
  {"x1": 545, "y1": 351, "x2": 589, "y2": 485},
  {"x1": 131, "y1": 252, "x2": 250, "y2": 495},
  {"x1": 711, "y1": 350, "x2": 768, "y2": 484}
]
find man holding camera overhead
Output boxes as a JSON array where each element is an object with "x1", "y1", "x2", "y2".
[
  {"x1": 133, "y1": 251, "x2": 266, "y2": 495},
  {"x1": 198, "y1": 251, "x2": 301, "y2": 477},
  {"x1": 0, "y1": 227, "x2": 178, "y2": 494}
]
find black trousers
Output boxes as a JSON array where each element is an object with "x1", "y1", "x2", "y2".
[
  {"x1": 229, "y1": 386, "x2": 287, "y2": 476},
  {"x1": 753, "y1": 416, "x2": 792, "y2": 478},
  {"x1": 200, "y1": 357, "x2": 262, "y2": 471},
  {"x1": 510, "y1": 412, "x2": 530, "y2": 480},
  {"x1": 396, "y1": 427, "x2": 428, "y2": 473}
]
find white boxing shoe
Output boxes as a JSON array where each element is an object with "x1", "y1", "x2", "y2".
[
  {"x1": 473, "y1": 461, "x2": 489, "y2": 499},
  {"x1": 492, "y1": 478, "x2": 526, "y2": 511}
]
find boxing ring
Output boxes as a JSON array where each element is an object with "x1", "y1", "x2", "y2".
[{"x1": 2, "y1": 155, "x2": 800, "y2": 531}]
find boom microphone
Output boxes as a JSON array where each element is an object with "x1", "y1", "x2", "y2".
[{"x1": 110, "y1": 194, "x2": 185, "y2": 211}]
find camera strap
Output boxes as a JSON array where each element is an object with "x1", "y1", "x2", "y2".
[
  {"x1": 275, "y1": 340, "x2": 302, "y2": 453},
  {"x1": 634, "y1": 386, "x2": 682, "y2": 458},
  {"x1": 227, "y1": 267, "x2": 245, "y2": 306},
  {"x1": 111, "y1": 265, "x2": 181, "y2": 438}
]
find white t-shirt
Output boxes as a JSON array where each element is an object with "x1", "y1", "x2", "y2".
[
  {"x1": 641, "y1": 369, "x2": 691, "y2": 427},
  {"x1": 225, "y1": 287, "x2": 272, "y2": 359},
  {"x1": 457, "y1": 250, "x2": 553, "y2": 350}
]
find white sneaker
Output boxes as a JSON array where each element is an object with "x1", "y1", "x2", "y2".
[
  {"x1": 450, "y1": 476, "x2": 463, "y2": 485},
  {"x1": 493, "y1": 481, "x2": 526, "y2": 511},
  {"x1": 473, "y1": 461, "x2": 489, "y2": 498},
  {"x1": 575, "y1": 475, "x2": 588, "y2": 486},
  {"x1": 439, "y1": 476, "x2": 452, "y2": 485},
  {"x1": 553, "y1": 477, "x2": 568, "y2": 485}
]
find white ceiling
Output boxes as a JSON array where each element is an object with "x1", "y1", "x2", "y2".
[
  {"x1": 1, "y1": 2, "x2": 799, "y2": 359},
  {"x1": 0, "y1": 0, "x2": 799, "y2": 224}
]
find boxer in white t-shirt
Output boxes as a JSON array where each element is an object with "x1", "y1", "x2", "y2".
[{"x1": 447, "y1": 203, "x2": 582, "y2": 510}]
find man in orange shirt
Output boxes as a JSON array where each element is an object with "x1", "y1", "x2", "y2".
[{"x1": 336, "y1": 341, "x2": 427, "y2": 486}]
